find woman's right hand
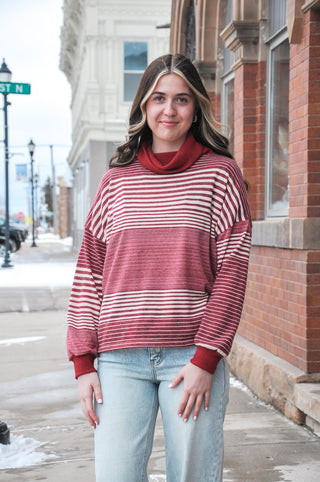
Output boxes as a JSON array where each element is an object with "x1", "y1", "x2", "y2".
[{"x1": 77, "y1": 372, "x2": 103, "y2": 428}]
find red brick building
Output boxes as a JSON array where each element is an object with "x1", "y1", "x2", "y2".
[{"x1": 170, "y1": 0, "x2": 320, "y2": 431}]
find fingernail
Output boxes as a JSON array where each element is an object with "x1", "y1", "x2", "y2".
[
  {"x1": 193, "y1": 415, "x2": 197, "y2": 421},
  {"x1": 205, "y1": 407, "x2": 208, "y2": 411},
  {"x1": 168, "y1": 383, "x2": 173, "y2": 388},
  {"x1": 97, "y1": 399, "x2": 103, "y2": 404},
  {"x1": 178, "y1": 413, "x2": 182, "y2": 417},
  {"x1": 183, "y1": 418, "x2": 188, "y2": 423}
]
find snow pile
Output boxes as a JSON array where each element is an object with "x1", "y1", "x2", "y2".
[
  {"x1": 0, "y1": 336, "x2": 46, "y2": 346},
  {"x1": 26, "y1": 233, "x2": 72, "y2": 246},
  {"x1": 0, "y1": 263, "x2": 75, "y2": 288},
  {"x1": 0, "y1": 434, "x2": 57, "y2": 469}
]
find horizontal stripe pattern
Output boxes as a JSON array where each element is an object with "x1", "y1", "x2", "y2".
[{"x1": 67, "y1": 152, "x2": 251, "y2": 361}]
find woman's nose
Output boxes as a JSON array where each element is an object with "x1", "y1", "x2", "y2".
[{"x1": 164, "y1": 100, "x2": 176, "y2": 116}]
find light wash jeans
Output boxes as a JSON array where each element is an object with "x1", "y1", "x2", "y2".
[{"x1": 94, "y1": 346, "x2": 229, "y2": 482}]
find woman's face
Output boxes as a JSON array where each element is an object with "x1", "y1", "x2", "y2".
[{"x1": 145, "y1": 73, "x2": 195, "y2": 153}]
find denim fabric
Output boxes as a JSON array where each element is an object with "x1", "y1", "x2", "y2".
[{"x1": 95, "y1": 346, "x2": 229, "y2": 482}]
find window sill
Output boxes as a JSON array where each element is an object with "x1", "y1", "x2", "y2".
[{"x1": 252, "y1": 217, "x2": 320, "y2": 249}]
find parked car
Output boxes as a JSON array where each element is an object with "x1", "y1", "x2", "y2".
[{"x1": 0, "y1": 216, "x2": 27, "y2": 252}]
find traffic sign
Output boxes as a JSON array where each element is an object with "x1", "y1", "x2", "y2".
[{"x1": 0, "y1": 82, "x2": 31, "y2": 95}]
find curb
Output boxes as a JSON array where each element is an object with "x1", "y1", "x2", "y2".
[{"x1": 228, "y1": 334, "x2": 320, "y2": 435}]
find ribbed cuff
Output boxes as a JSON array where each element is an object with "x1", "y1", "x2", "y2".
[
  {"x1": 190, "y1": 346, "x2": 222, "y2": 374},
  {"x1": 72, "y1": 354, "x2": 97, "y2": 379}
]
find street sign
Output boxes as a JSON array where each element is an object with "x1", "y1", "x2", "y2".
[{"x1": 0, "y1": 82, "x2": 31, "y2": 95}]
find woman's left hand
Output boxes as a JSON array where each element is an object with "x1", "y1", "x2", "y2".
[{"x1": 169, "y1": 362, "x2": 213, "y2": 422}]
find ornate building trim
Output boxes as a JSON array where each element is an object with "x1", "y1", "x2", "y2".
[{"x1": 220, "y1": 20, "x2": 260, "y2": 68}]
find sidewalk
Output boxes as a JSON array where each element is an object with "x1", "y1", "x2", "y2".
[
  {"x1": 0, "y1": 236, "x2": 320, "y2": 481},
  {"x1": 0, "y1": 234, "x2": 77, "y2": 312}
]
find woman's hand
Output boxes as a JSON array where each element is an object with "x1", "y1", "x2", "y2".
[
  {"x1": 77, "y1": 372, "x2": 103, "y2": 428},
  {"x1": 169, "y1": 362, "x2": 213, "y2": 422}
]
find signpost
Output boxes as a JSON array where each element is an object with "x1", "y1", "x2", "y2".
[
  {"x1": 0, "y1": 61, "x2": 31, "y2": 267},
  {"x1": 0, "y1": 82, "x2": 31, "y2": 95}
]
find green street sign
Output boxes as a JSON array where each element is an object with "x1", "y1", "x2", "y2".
[{"x1": 0, "y1": 82, "x2": 31, "y2": 95}]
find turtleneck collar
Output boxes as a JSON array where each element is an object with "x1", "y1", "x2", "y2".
[{"x1": 137, "y1": 132, "x2": 211, "y2": 174}]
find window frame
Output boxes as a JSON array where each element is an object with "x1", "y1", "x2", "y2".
[
  {"x1": 221, "y1": 70, "x2": 235, "y2": 155},
  {"x1": 265, "y1": 28, "x2": 290, "y2": 218}
]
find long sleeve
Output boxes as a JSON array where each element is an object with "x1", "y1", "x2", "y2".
[
  {"x1": 193, "y1": 163, "x2": 252, "y2": 360},
  {"x1": 67, "y1": 177, "x2": 108, "y2": 376}
]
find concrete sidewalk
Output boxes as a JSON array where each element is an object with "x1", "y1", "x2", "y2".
[
  {"x1": 1, "y1": 236, "x2": 320, "y2": 481},
  {"x1": 1, "y1": 311, "x2": 320, "y2": 481}
]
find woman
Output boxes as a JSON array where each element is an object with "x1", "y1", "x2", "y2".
[{"x1": 67, "y1": 53, "x2": 251, "y2": 481}]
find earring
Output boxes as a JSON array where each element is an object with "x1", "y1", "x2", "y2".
[{"x1": 193, "y1": 115, "x2": 198, "y2": 123}]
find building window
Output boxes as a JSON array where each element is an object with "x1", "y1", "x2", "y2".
[
  {"x1": 185, "y1": 1, "x2": 195, "y2": 61},
  {"x1": 221, "y1": 73, "x2": 234, "y2": 155},
  {"x1": 266, "y1": 24, "x2": 289, "y2": 216},
  {"x1": 221, "y1": 0, "x2": 235, "y2": 154},
  {"x1": 123, "y1": 41, "x2": 148, "y2": 102},
  {"x1": 269, "y1": 0, "x2": 287, "y2": 39}
]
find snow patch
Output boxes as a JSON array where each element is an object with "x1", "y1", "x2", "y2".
[
  {"x1": 0, "y1": 434, "x2": 57, "y2": 469},
  {"x1": 0, "y1": 263, "x2": 75, "y2": 288},
  {"x1": 229, "y1": 376, "x2": 252, "y2": 394},
  {"x1": 0, "y1": 336, "x2": 46, "y2": 346}
]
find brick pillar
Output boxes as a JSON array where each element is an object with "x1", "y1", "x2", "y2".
[
  {"x1": 289, "y1": 8, "x2": 320, "y2": 218},
  {"x1": 233, "y1": 63, "x2": 265, "y2": 220},
  {"x1": 289, "y1": 8, "x2": 320, "y2": 373}
]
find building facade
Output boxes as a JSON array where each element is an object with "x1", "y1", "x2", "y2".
[
  {"x1": 60, "y1": 0, "x2": 171, "y2": 248},
  {"x1": 170, "y1": 0, "x2": 320, "y2": 430}
]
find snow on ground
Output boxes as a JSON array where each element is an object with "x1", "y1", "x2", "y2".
[
  {"x1": 0, "y1": 336, "x2": 46, "y2": 346},
  {"x1": 0, "y1": 233, "x2": 75, "y2": 288},
  {"x1": 0, "y1": 434, "x2": 57, "y2": 469},
  {"x1": 28, "y1": 233, "x2": 73, "y2": 246},
  {"x1": 0, "y1": 262, "x2": 75, "y2": 288}
]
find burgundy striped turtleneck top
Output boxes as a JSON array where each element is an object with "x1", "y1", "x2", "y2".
[{"x1": 67, "y1": 144, "x2": 252, "y2": 379}]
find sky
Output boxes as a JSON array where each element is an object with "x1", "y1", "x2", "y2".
[{"x1": 0, "y1": 0, "x2": 72, "y2": 216}]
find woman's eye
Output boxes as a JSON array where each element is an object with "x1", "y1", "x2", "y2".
[
  {"x1": 154, "y1": 95, "x2": 164, "y2": 102},
  {"x1": 177, "y1": 97, "x2": 188, "y2": 103}
]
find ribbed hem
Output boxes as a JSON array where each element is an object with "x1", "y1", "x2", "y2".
[
  {"x1": 190, "y1": 346, "x2": 222, "y2": 374},
  {"x1": 72, "y1": 354, "x2": 97, "y2": 379}
]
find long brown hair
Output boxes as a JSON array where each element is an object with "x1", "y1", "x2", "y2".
[{"x1": 110, "y1": 54, "x2": 232, "y2": 167}]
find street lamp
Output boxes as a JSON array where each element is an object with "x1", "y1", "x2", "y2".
[
  {"x1": 28, "y1": 138, "x2": 37, "y2": 247},
  {"x1": 0, "y1": 59, "x2": 13, "y2": 268},
  {"x1": 34, "y1": 172, "x2": 39, "y2": 236}
]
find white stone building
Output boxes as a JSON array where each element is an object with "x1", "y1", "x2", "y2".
[{"x1": 60, "y1": 0, "x2": 171, "y2": 247}]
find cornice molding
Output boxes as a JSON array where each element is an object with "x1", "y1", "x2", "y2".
[
  {"x1": 60, "y1": 0, "x2": 84, "y2": 81},
  {"x1": 220, "y1": 20, "x2": 259, "y2": 68},
  {"x1": 302, "y1": 0, "x2": 320, "y2": 12}
]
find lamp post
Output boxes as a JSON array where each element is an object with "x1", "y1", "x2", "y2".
[
  {"x1": 0, "y1": 59, "x2": 12, "y2": 268},
  {"x1": 34, "y1": 172, "x2": 39, "y2": 236},
  {"x1": 28, "y1": 139, "x2": 37, "y2": 247}
]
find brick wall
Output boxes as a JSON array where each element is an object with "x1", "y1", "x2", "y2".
[
  {"x1": 240, "y1": 247, "x2": 320, "y2": 373},
  {"x1": 233, "y1": 63, "x2": 266, "y2": 220},
  {"x1": 289, "y1": 9, "x2": 320, "y2": 218},
  {"x1": 237, "y1": 9, "x2": 320, "y2": 374}
]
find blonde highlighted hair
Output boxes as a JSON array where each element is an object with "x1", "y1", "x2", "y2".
[{"x1": 110, "y1": 54, "x2": 232, "y2": 167}]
